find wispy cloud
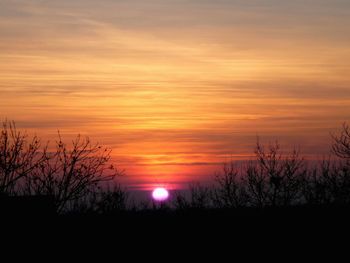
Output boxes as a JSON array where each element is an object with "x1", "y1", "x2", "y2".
[{"x1": 1, "y1": 0, "x2": 350, "y2": 187}]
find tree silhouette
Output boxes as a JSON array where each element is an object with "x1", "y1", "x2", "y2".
[
  {"x1": 0, "y1": 121, "x2": 47, "y2": 195},
  {"x1": 244, "y1": 140, "x2": 306, "y2": 207},
  {"x1": 301, "y1": 158, "x2": 333, "y2": 205},
  {"x1": 23, "y1": 133, "x2": 121, "y2": 213},
  {"x1": 96, "y1": 184, "x2": 129, "y2": 214},
  {"x1": 332, "y1": 122, "x2": 350, "y2": 161},
  {"x1": 173, "y1": 183, "x2": 212, "y2": 210},
  {"x1": 212, "y1": 162, "x2": 248, "y2": 208},
  {"x1": 2, "y1": 119, "x2": 350, "y2": 215}
]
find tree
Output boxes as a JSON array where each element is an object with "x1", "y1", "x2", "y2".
[
  {"x1": 332, "y1": 122, "x2": 350, "y2": 161},
  {"x1": 301, "y1": 159, "x2": 332, "y2": 206},
  {"x1": 0, "y1": 121, "x2": 47, "y2": 195},
  {"x1": 212, "y1": 162, "x2": 248, "y2": 208},
  {"x1": 325, "y1": 122, "x2": 350, "y2": 204},
  {"x1": 23, "y1": 133, "x2": 121, "y2": 213},
  {"x1": 244, "y1": 139, "x2": 305, "y2": 207}
]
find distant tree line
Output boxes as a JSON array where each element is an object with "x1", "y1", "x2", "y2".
[
  {"x1": 0, "y1": 120, "x2": 350, "y2": 214},
  {"x1": 173, "y1": 123, "x2": 350, "y2": 210}
]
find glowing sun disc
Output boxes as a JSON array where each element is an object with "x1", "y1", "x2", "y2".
[{"x1": 152, "y1": 187, "x2": 169, "y2": 201}]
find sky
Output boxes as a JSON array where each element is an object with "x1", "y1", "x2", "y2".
[{"x1": 1, "y1": 0, "x2": 350, "y2": 191}]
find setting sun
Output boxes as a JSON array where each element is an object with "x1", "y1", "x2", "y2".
[{"x1": 152, "y1": 188, "x2": 169, "y2": 202}]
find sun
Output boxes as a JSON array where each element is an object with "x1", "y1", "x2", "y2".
[{"x1": 152, "y1": 187, "x2": 169, "y2": 202}]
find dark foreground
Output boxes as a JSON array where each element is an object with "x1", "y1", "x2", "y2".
[
  {"x1": 1, "y1": 207, "x2": 349, "y2": 259},
  {"x1": 3, "y1": 206, "x2": 350, "y2": 235}
]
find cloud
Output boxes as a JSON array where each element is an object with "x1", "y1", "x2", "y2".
[{"x1": 1, "y1": 0, "x2": 350, "y2": 186}]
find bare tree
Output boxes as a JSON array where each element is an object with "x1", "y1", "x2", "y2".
[
  {"x1": 0, "y1": 121, "x2": 47, "y2": 195},
  {"x1": 302, "y1": 156, "x2": 350, "y2": 206},
  {"x1": 279, "y1": 148, "x2": 306, "y2": 206},
  {"x1": 24, "y1": 133, "x2": 121, "y2": 213},
  {"x1": 245, "y1": 160, "x2": 268, "y2": 208},
  {"x1": 245, "y1": 140, "x2": 305, "y2": 207},
  {"x1": 212, "y1": 162, "x2": 248, "y2": 208},
  {"x1": 323, "y1": 122, "x2": 350, "y2": 204},
  {"x1": 332, "y1": 122, "x2": 350, "y2": 160}
]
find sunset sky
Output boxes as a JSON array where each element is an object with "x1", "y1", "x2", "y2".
[{"x1": 1, "y1": 0, "x2": 350, "y2": 190}]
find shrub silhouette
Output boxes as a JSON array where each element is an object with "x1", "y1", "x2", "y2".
[
  {"x1": 173, "y1": 183, "x2": 212, "y2": 210},
  {"x1": 96, "y1": 184, "x2": 129, "y2": 214},
  {"x1": 64, "y1": 183, "x2": 128, "y2": 215}
]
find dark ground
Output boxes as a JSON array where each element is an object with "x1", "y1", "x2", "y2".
[
  {"x1": 1, "y1": 207, "x2": 348, "y2": 259},
  {"x1": 3, "y1": 205, "x2": 350, "y2": 235}
]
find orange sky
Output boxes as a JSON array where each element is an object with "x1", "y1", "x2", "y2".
[{"x1": 1, "y1": 0, "x2": 350, "y2": 190}]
